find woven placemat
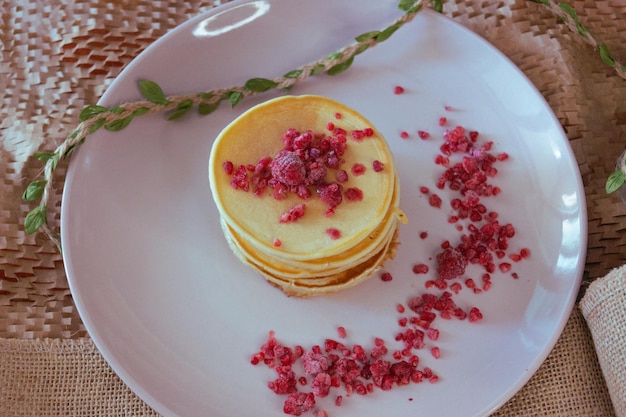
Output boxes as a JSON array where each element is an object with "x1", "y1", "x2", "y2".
[{"x1": 1, "y1": 0, "x2": 626, "y2": 415}]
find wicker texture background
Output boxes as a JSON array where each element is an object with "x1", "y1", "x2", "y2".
[{"x1": 1, "y1": 0, "x2": 626, "y2": 415}]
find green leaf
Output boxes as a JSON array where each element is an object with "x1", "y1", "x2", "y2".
[
  {"x1": 224, "y1": 91, "x2": 244, "y2": 107},
  {"x1": 431, "y1": 0, "x2": 443, "y2": 13},
  {"x1": 354, "y1": 44, "x2": 370, "y2": 55},
  {"x1": 33, "y1": 151, "x2": 55, "y2": 163},
  {"x1": 22, "y1": 180, "x2": 47, "y2": 202},
  {"x1": 283, "y1": 69, "x2": 303, "y2": 79},
  {"x1": 397, "y1": 0, "x2": 418, "y2": 11},
  {"x1": 327, "y1": 56, "x2": 354, "y2": 76},
  {"x1": 167, "y1": 99, "x2": 193, "y2": 121},
  {"x1": 244, "y1": 78, "x2": 278, "y2": 92},
  {"x1": 63, "y1": 140, "x2": 84, "y2": 159},
  {"x1": 88, "y1": 118, "x2": 106, "y2": 134},
  {"x1": 105, "y1": 116, "x2": 134, "y2": 131},
  {"x1": 109, "y1": 106, "x2": 125, "y2": 115},
  {"x1": 198, "y1": 101, "x2": 220, "y2": 116},
  {"x1": 132, "y1": 107, "x2": 150, "y2": 117},
  {"x1": 355, "y1": 31, "x2": 380, "y2": 42},
  {"x1": 528, "y1": 0, "x2": 549, "y2": 4},
  {"x1": 558, "y1": 2, "x2": 579, "y2": 22},
  {"x1": 311, "y1": 64, "x2": 325, "y2": 76},
  {"x1": 575, "y1": 22, "x2": 588, "y2": 37},
  {"x1": 606, "y1": 170, "x2": 626, "y2": 194},
  {"x1": 138, "y1": 80, "x2": 170, "y2": 105},
  {"x1": 79, "y1": 105, "x2": 108, "y2": 121},
  {"x1": 24, "y1": 204, "x2": 47, "y2": 234},
  {"x1": 376, "y1": 23, "x2": 401, "y2": 42},
  {"x1": 599, "y1": 44, "x2": 616, "y2": 67},
  {"x1": 327, "y1": 52, "x2": 343, "y2": 60}
]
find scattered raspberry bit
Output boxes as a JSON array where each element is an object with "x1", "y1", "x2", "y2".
[
  {"x1": 436, "y1": 248, "x2": 468, "y2": 281},
  {"x1": 520, "y1": 248, "x2": 531, "y2": 259},
  {"x1": 335, "y1": 169, "x2": 349, "y2": 183},
  {"x1": 279, "y1": 204, "x2": 306, "y2": 223},
  {"x1": 344, "y1": 187, "x2": 363, "y2": 202},
  {"x1": 431, "y1": 347, "x2": 441, "y2": 359},
  {"x1": 326, "y1": 121, "x2": 335, "y2": 131},
  {"x1": 351, "y1": 129, "x2": 365, "y2": 141},
  {"x1": 363, "y1": 127, "x2": 374, "y2": 137},
  {"x1": 318, "y1": 183, "x2": 343, "y2": 210},
  {"x1": 337, "y1": 326, "x2": 347, "y2": 339},
  {"x1": 230, "y1": 164, "x2": 250, "y2": 191},
  {"x1": 394, "y1": 85, "x2": 405, "y2": 94},
  {"x1": 381, "y1": 272, "x2": 393, "y2": 282},
  {"x1": 334, "y1": 112, "x2": 342, "y2": 119},
  {"x1": 428, "y1": 194, "x2": 442, "y2": 208},
  {"x1": 412, "y1": 264, "x2": 429, "y2": 274},
  {"x1": 372, "y1": 160, "x2": 385, "y2": 172},
  {"x1": 400, "y1": 131, "x2": 409, "y2": 139},
  {"x1": 438, "y1": 117, "x2": 447, "y2": 126},
  {"x1": 283, "y1": 392, "x2": 315, "y2": 416},
  {"x1": 498, "y1": 262, "x2": 512, "y2": 273},
  {"x1": 351, "y1": 163, "x2": 366, "y2": 176},
  {"x1": 326, "y1": 228, "x2": 341, "y2": 240},
  {"x1": 419, "y1": 186, "x2": 430, "y2": 194},
  {"x1": 444, "y1": 105, "x2": 453, "y2": 111},
  {"x1": 469, "y1": 307, "x2": 483, "y2": 323},
  {"x1": 417, "y1": 130, "x2": 430, "y2": 140},
  {"x1": 273, "y1": 238, "x2": 282, "y2": 247},
  {"x1": 419, "y1": 231, "x2": 428, "y2": 239},
  {"x1": 222, "y1": 160, "x2": 234, "y2": 175}
]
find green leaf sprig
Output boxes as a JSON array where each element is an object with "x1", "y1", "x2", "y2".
[
  {"x1": 606, "y1": 152, "x2": 626, "y2": 195},
  {"x1": 529, "y1": 0, "x2": 626, "y2": 80},
  {"x1": 23, "y1": 0, "x2": 432, "y2": 245}
]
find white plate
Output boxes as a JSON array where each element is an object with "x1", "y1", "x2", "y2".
[{"x1": 61, "y1": 1, "x2": 586, "y2": 416}]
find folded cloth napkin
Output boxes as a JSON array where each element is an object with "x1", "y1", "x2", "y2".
[{"x1": 580, "y1": 264, "x2": 626, "y2": 417}]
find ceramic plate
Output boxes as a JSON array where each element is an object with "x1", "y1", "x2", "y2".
[{"x1": 61, "y1": 1, "x2": 586, "y2": 416}]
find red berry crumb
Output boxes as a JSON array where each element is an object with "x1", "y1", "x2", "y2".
[
  {"x1": 283, "y1": 392, "x2": 315, "y2": 416},
  {"x1": 394, "y1": 85, "x2": 405, "y2": 94},
  {"x1": 344, "y1": 187, "x2": 364, "y2": 202},
  {"x1": 351, "y1": 163, "x2": 366, "y2": 176},
  {"x1": 428, "y1": 194, "x2": 442, "y2": 208},
  {"x1": 412, "y1": 264, "x2": 429, "y2": 274},
  {"x1": 279, "y1": 204, "x2": 306, "y2": 223},
  {"x1": 326, "y1": 228, "x2": 341, "y2": 240},
  {"x1": 381, "y1": 272, "x2": 393, "y2": 282}
]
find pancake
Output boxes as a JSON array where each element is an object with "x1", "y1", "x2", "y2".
[{"x1": 208, "y1": 95, "x2": 405, "y2": 296}]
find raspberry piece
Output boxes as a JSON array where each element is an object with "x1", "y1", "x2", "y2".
[
  {"x1": 344, "y1": 187, "x2": 363, "y2": 202},
  {"x1": 271, "y1": 150, "x2": 306, "y2": 186},
  {"x1": 436, "y1": 248, "x2": 468, "y2": 280},
  {"x1": 317, "y1": 183, "x2": 343, "y2": 209},
  {"x1": 279, "y1": 204, "x2": 306, "y2": 223},
  {"x1": 283, "y1": 392, "x2": 315, "y2": 416}
]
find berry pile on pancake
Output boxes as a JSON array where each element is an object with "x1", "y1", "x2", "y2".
[{"x1": 209, "y1": 95, "x2": 406, "y2": 297}]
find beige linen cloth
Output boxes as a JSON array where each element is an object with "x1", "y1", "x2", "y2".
[
  {"x1": 581, "y1": 266, "x2": 626, "y2": 417},
  {"x1": 1, "y1": 0, "x2": 626, "y2": 416}
]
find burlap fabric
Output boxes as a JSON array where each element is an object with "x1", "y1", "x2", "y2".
[
  {"x1": 581, "y1": 266, "x2": 626, "y2": 417},
  {"x1": 1, "y1": 0, "x2": 625, "y2": 416}
]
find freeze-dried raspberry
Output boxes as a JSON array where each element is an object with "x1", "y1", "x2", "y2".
[{"x1": 271, "y1": 151, "x2": 306, "y2": 186}]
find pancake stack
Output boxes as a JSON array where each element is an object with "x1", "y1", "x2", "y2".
[{"x1": 209, "y1": 95, "x2": 406, "y2": 297}]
